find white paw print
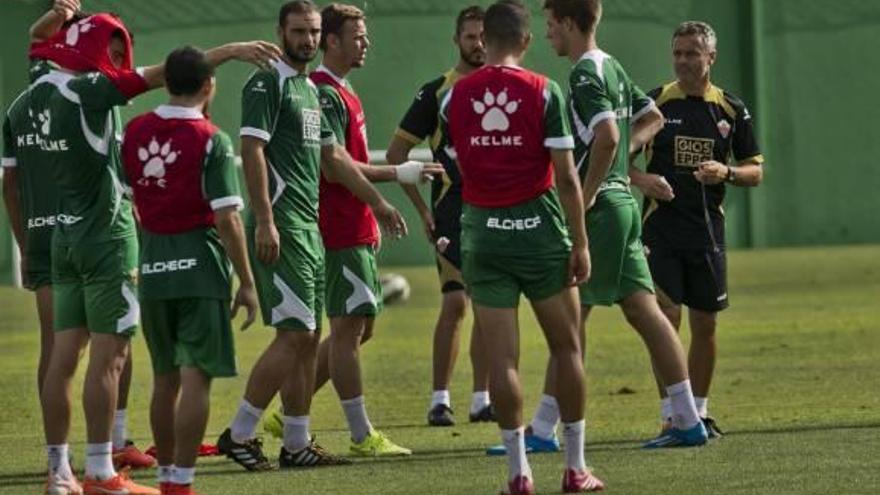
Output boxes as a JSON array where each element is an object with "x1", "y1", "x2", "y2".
[
  {"x1": 28, "y1": 109, "x2": 51, "y2": 136},
  {"x1": 65, "y1": 19, "x2": 95, "y2": 47},
  {"x1": 137, "y1": 138, "x2": 179, "y2": 188},
  {"x1": 472, "y1": 88, "x2": 519, "y2": 132}
]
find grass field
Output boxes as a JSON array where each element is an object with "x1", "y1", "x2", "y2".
[{"x1": 0, "y1": 244, "x2": 878, "y2": 494}]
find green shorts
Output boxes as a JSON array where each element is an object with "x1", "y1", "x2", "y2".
[
  {"x1": 325, "y1": 244, "x2": 382, "y2": 317},
  {"x1": 140, "y1": 297, "x2": 237, "y2": 377},
  {"x1": 580, "y1": 193, "x2": 654, "y2": 307},
  {"x1": 23, "y1": 250, "x2": 52, "y2": 290},
  {"x1": 52, "y1": 238, "x2": 139, "y2": 336},
  {"x1": 250, "y1": 228, "x2": 323, "y2": 331},
  {"x1": 461, "y1": 190, "x2": 572, "y2": 308}
]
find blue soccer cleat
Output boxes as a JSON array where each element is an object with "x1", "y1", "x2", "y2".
[
  {"x1": 486, "y1": 432, "x2": 561, "y2": 456},
  {"x1": 642, "y1": 421, "x2": 708, "y2": 449}
]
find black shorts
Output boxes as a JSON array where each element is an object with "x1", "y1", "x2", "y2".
[
  {"x1": 433, "y1": 192, "x2": 464, "y2": 294},
  {"x1": 645, "y1": 245, "x2": 729, "y2": 312}
]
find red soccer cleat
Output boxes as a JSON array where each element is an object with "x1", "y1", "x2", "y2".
[
  {"x1": 82, "y1": 470, "x2": 159, "y2": 495},
  {"x1": 160, "y1": 482, "x2": 199, "y2": 495},
  {"x1": 562, "y1": 468, "x2": 605, "y2": 493},
  {"x1": 113, "y1": 443, "x2": 157, "y2": 470},
  {"x1": 500, "y1": 475, "x2": 535, "y2": 495},
  {"x1": 146, "y1": 443, "x2": 219, "y2": 458}
]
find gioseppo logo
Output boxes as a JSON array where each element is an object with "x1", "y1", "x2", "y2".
[
  {"x1": 137, "y1": 138, "x2": 180, "y2": 188},
  {"x1": 486, "y1": 215, "x2": 542, "y2": 231},
  {"x1": 65, "y1": 19, "x2": 95, "y2": 46},
  {"x1": 302, "y1": 109, "x2": 321, "y2": 142}
]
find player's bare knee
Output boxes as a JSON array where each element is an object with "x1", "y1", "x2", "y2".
[
  {"x1": 689, "y1": 310, "x2": 717, "y2": 339},
  {"x1": 440, "y1": 291, "x2": 468, "y2": 322}
]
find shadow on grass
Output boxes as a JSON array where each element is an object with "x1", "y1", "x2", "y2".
[{"x1": 2, "y1": 421, "x2": 877, "y2": 488}]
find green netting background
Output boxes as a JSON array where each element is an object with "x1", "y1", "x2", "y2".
[{"x1": 2, "y1": 0, "x2": 879, "y2": 279}]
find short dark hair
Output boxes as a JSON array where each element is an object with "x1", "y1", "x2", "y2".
[
  {"x1": 278, "y1": 0, "x2": 319, "y2": 28},
  {"x1": 483, "y1": 0, "x2": 530, "y2": 49},
  {"x1": 455, "y1": 6, "x2": 485, "y2": 36},
  {"x1": 673, "y1": 21, "x2": 717, "y2": 51},
  {"x1": 543, "y1": 0, "x2": 601, "y2": 33},
  {"x1": 320, "y1": 3, "x2": 365, "y2": 50},
  {"x1": 164, "y1": 46, "x2": 214, "y2": 97}
]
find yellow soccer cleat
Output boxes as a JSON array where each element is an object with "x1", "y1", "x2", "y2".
[
  {"x1": 349, "y1": 430, "x2": 412, "y2": 457},
  {"x1": 262, "y1": 408, "x2": 284, "y2": 439}
]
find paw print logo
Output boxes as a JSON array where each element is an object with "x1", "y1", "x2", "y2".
[
  {"x1": 472, "y1": 89, "x2": 519, "y2": 132},
  {"x1": 28, "y1": 108, "x2": 51, "y2": 136},
  {"x1": 137, "y1": 138, "x2": 179, "y2": 188},
  {"x1": 65, "y1": 19, "x2": 95, "y2": 47}
]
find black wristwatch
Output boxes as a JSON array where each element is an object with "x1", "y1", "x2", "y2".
[{"x1": 725, "y1": 166, "x2": 736, "y2": 184}]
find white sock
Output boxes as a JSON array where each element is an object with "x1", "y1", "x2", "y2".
[
  {"x1": 230, "y1": 399, "x2": 264, "y2": 443},
  {"x1": 112, "y1": 409, "x2": 128, "y2": 450},
  {"x1": 470, "y1": 391, "x2": 491, "y2": 415},
  {"x1": 171, "y1": 466, "x2": 195, "y2": 485},
  {"x1": 431, "y1": 390, "x2": 451, "y2": 408},
  {"x1": 660, "y1": 398, "x2": 673, "y2": 422},
  {"x1": 562, "y1": 420, "x2": 587, "y2": 471},
  {"x1": 157, "y1": 465, "x2": 174, "y2": 483},
  {"x1": 529, "y1": 394, "x2": 559, "y2": 440},
  {"x1": 282, "y1": 415, "x2": 311, "y2": 452},
  {"x1": 666, "y1": 380, "x2": 701, "y2": 429},
  {"x1": 341, "y1": 395, "x2": 373, "y2": 443},
  {"x1": 695, "y1": 397, "x2": 709, "y2": 418},
  {"x1": 85, "y1": 442, "x2": 116, "y2": 480},
  {"x1": 47, "y1": 444, "x2": 74, "y2": 479},
  {"x1": 501, "y1": 427, "x2": 532, "y2": 482}
]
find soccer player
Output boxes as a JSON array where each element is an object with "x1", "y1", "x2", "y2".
[
  {"x1": 385, "y1": 5, "x2": 496, "y2": 427},
  {"x1": 20, "y1": 0, "x2": 154, "y2": 470},
  {"x1": 217, "y1": 0, "x2": 413, "y2": 471},
  {"x1": 15, "y1": 10, "x2": 279, "y2": 493},
  {"x1": 512, "y1": 0, "x2": 708, "y2": 451},
  {"x1": 629, "y1": 21, "x2": 764, "y2": 436},
  {"x1": 306, "y1": 2, "x2": 427, "y2": 456},
  {"x1": 442, "y1": 1, "x2": 602, "y2": 493},
  {"x1": 121, "y1": 45, "x2": 259, "y2": 495}
]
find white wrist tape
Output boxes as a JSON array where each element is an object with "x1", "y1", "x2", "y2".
[{"x1": 396, "y1": 160, "x2": 425, "y2": 185}]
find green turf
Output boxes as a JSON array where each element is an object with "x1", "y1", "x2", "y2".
[{"x1": 0, "y1": 245, "x2": 878, "y2": 494}]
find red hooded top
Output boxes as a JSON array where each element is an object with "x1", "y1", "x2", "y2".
[{"x1": 29, "y1": 13, "x2": 147, "y2": 98}]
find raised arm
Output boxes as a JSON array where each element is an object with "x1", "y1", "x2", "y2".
[
  {"x1": 29, "y1": 0, "x2": 80, "y2": 42},
  {"x1": 139, "y1": 41, "x2": 282, "y2": 90}
]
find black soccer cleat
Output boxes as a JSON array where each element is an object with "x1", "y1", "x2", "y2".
[
  {"x1": 702, "y1": 417, "x2": 724, "y2": 439},
  {"x1": 279, "y1": 437, "x2": 352, "y2": 468},
  {"x1": 469, "y1": 404, "x2": 496, "y2": 423},
  {"x1": 217, "y1": 428, "x2": 275, "y2": 471},
  {"x1": 427, "y1": 404, "x2": 455, "y2": 427}
]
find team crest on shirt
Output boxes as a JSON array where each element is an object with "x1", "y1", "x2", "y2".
[
  {"x1": 16, "y1": 108, "x2": 68, "y2": 152},
  {"x1": 137, "y1": 137, "x2": 180, "y2": 188},
  {"x1": 469, "y1": 88, "x2": 523, "y2": 147},
  {"x1": 717, "y1": 120, "x2": 731, "y2": 139},
  {"x1": 65, "y1": 19, "x2": 95, "y2": 47},
  {"x1": 28, "y1": 108, "x2": 51, "y2": 136},
  {"x1": 473, "y1": 89, "x2": 519, "y2": 132}
]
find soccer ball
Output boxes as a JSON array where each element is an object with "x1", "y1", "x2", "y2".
[{"x1": 380, "y1": 273, "x2": 410, "y2": 305}]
